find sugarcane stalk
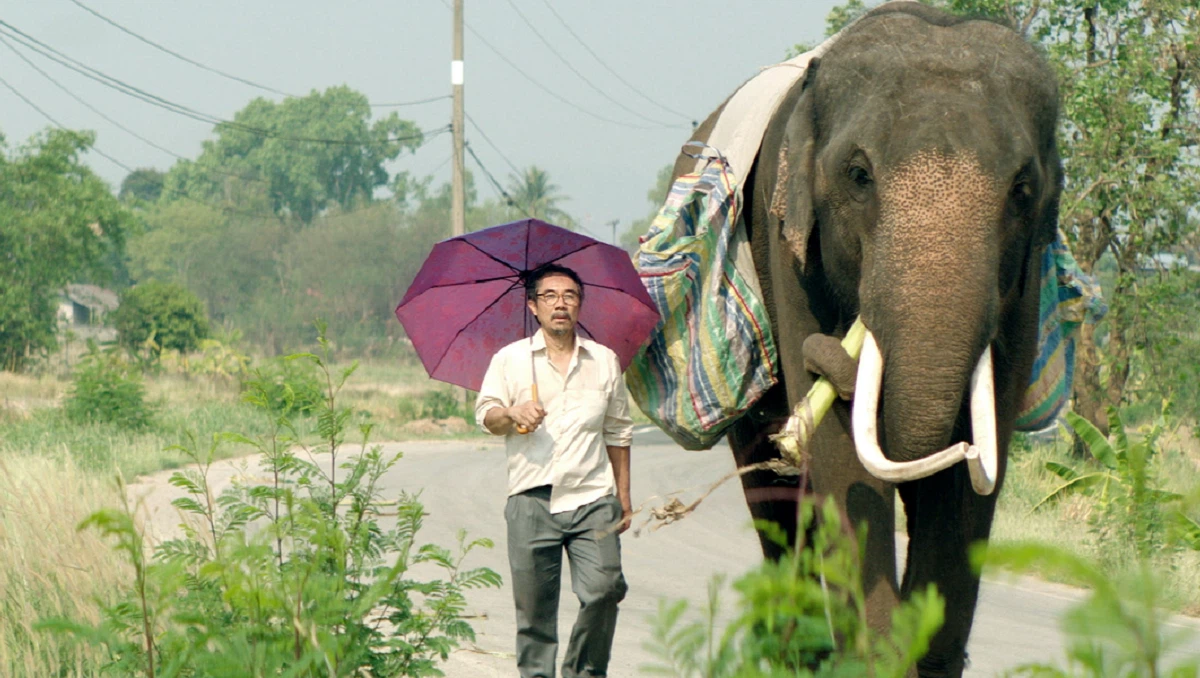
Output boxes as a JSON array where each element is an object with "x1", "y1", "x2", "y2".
[{"x1": 770, "y1": 318, "x2": 866, "y2": 467}]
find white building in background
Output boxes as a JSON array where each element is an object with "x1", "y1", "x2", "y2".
[{"x1": 57, "y1": 284, "x2": 119, "y2": 340}]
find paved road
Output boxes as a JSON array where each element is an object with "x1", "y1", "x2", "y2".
[{"x1": 131, "y1": 428, "x2": 1200, "y2": 676}]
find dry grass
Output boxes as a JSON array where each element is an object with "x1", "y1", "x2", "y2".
[
  {"x1": 0, "y1": 455, "x2": 129, "y2": 676},
  {"x1": 0, "y1": 371, "x2": 65, "y2": 410},
  {"x1": 990, "y1": 424, "x2": 1200, "y2": 614}
]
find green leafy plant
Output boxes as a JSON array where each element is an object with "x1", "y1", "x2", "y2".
[
  {"x1": 246, "y1": 355, "x2": 326, "y2": 417},
  {"x1": 978, "y1": 542, "x2": 1200, "y2": 677},
  {"x1": 63, "y1": 348, "x2": 154, "y2": 430},
  {"x1": 41, "y1": 324, "x2": 501, "y2": 676},
  {"x1": 1033, "y1": 406, "x2": 1180, "y2": 563},
  {"x1": 112, "y1": 281, "x2": 211, "y2": 362},
  {"x1": 642, "y1": 496, "x2": 943, "y2": 677}
]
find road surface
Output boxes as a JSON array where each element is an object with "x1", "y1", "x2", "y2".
[{"x1": 131, "y1": 427, "x2": 1200, "y2": 676}]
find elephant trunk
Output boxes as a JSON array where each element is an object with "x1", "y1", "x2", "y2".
[{"x1": 851, "y1": 150, "x2": 1004, "y2": 494}]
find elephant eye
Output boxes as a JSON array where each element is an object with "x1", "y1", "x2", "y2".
[
  {"x1": 848, "y1": 165, "x2": 873, "y2": 188},
  {"x1": 1009, "y1": 178, "x2": 1035, "y2": 213}
]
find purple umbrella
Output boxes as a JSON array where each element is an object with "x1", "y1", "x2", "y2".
[{"x1": 395, "y1": 218, "x2": 660, "y2": 392}]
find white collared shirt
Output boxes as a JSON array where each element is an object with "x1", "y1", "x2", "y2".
[{"x1": 475, "y1": 329, "x2": 633, "y2": 514}]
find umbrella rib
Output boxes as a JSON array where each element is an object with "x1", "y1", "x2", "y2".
[
  {"x1": 545, "y1": 240, "x2": 600, "y2": 267},
  {"x1": 429, "y1": 278, "x2": 526, "y2": 377},
  {"x1": 417, "y1": 274, "x2": 520, "y2": 290},
  {"x1": 461, "y1": 238, "x2": 522, "y2": 273}
]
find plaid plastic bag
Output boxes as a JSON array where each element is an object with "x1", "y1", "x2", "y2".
[
  {"x1": 1015, "y1": 231, "x2": 1107, "y2": 431},
  {"x1": 625, "y1": 144, "x2": 778, "y2": 450}
]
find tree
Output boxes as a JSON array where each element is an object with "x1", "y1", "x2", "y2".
[
  {"x1": 118, "y1": 168, "x2": 165, "y2": 204},
  {"x1": 161, "y1": 86, "x2": 424, "y2": 223},
  {"x1": 505, "y1": 165, "x2": 575, "y2": 226},
  {"x1": 113, "y1": 281, "x2": 210, "y2": 358},
  {"x1": 0, "y1": 128, "x2": 130, "y2": 371}
]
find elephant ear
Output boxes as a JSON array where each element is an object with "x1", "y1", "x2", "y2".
[
  {"x1": 1018, "y1": 146, "x2": 1064, "y2": 296},
  {"x1": 1036, "y1": 149, "x2": 1064, "y2": 249},
  {"x1": 772, "y1": 62, "x2": 820, "y2": 272}
]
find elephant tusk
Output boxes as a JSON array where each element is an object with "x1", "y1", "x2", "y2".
[
  {"x1": 851, "y1": 331, "x2": 997, "y2": 494},
  {"x1": 966, "y1": 346, "x2": 998, "y2": 495}
]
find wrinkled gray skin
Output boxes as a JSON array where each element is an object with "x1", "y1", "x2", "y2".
[{"x1": 673, "y1": 5, "x2": 1060, "y2": 676}]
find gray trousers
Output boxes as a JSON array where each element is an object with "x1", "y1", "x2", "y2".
[{"x1": 505, "y1": 486, "x2": 628, "y2": 678}]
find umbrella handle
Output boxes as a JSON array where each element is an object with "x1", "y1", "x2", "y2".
[{"x1": 515, "y1": 384, "x2": 539, "y2": 435}]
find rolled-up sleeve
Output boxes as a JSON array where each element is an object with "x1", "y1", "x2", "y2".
[
  {"x1": 474, "y1": 351, "x2": 510, "y2": 434},
  {"x1": 603, "y1": 351, "x2": 633, "y2": 447}
]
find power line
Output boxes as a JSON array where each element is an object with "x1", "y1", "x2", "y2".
[
  {"x1": 501, "y1": 0, "x2": 676, "y2": 127},
  {"x1": 64, "y1": 3, "x2": 449, "y2": 112},
  {"x1": 0, "y1": 31, "x2": 268, "y2": 188},
  {"x1": 538, "y1": 0, "x2": 692, "y2": 122},
  {"x1": 3, "y1": 30, "x2": 451, "y2": 188},
  {"x1": 466, "y1": 113, "x2": 522, "y2": 176},
  {"x1": 0, "y1": 19, "x2": 442, "y2": 147},
  {"x1": 372, "y1": 95, "x2": 452, "y2": 108},
  {"x1": 0, "y1": 70, "x2": 133, "y2": 173},
  {"x1": 434, "y1": 0, "x2": 675, "y2": 131},
  {"x1": 0, "y1": 64, "x2": 451, "y2": 225},
  {"x1": 465, "y1": 141, "x2": 532, "y2": 218},
  {"x1": 66, "y1": 0, "x2": 296, "y2": 98}
]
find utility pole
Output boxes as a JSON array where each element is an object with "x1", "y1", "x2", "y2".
[
  {"x1": 450, "y1": 0, "x2": 465, "y2": 236},
  {"x1": 607, "y1": 219, "x2": 620, "y2": 246}
]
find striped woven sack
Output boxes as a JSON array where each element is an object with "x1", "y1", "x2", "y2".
[
  {"x1": 625, "y1": 145, "x2": 778, "y2": 450},
  {"x1": 1015, "y1": 232, "x2": 1107, "y2": 431}
]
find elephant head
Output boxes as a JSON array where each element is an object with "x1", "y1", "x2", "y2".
[{"x1": 778, "y1": 5, "x2": 1062, "y2": 492}]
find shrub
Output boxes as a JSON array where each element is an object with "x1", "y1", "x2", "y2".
[
  {"x1": 62, "y1": 350, "x2": 153, "y2": 430},
  {"x1": 643, "y1": 496, "x2": 943, "y2": 677},
  {"x1": 1034, "y1": 406, "x2": 1180, "y2": 567},
  {"x1": 40, "y1": 327, "x2": 502, "y2": 676},
  {"x1": 980, "y1": 542, "x2": 1200, "y2": 677},
  {"x1": 245, "y1": 356, "x2": 324, "y2": 417},
  {"x1": 394, "y1": 389, "x2": 473, "y2": 425},
  {"x1": 113, "y1": 281, "x2": 210, "y2": 359}
]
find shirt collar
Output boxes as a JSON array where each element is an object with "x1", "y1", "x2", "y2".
[{"x1": 529, "y1": 328, "x2": 593, "y2": 355}]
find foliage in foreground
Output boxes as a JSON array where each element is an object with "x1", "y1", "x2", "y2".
[
  {"x1": 979, "y1": 542, "x2": 1200, "y2": 677},
  {"x1": 643, "y1": 497, "x2": 944, "y2": 677},
  {"x1": 41, "y1": 328, "x2": 501, "y2": 676}
]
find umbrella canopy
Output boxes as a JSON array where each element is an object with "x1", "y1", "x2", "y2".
[{"x1": 395, "y1": 218, "x2": 660, "y2": 392}]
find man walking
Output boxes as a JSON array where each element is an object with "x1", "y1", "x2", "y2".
[{"x1": 475, "y1": 263, "x2": 633, "y2": 678}]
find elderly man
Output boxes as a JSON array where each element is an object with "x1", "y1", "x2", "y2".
[{"x1": 475, "y1": 262, "x2": 633, "y2": 678}]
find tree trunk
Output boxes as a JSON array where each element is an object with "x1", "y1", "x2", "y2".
[{"x1": 1071, "y1": 322, "x2": 1107, "y2": 458}]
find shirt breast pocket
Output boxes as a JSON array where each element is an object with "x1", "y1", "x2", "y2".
[{"x1": 564, "y1": 389, "x2": 608, "y2": 431}]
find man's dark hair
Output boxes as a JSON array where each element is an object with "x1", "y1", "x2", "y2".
[{"x1": 525, "y1": 263, "x2": 584, "y2": 303}]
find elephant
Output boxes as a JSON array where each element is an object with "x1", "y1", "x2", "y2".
[{"x1": 671, "y1": 4, "x2": 1061, "y2": 676}]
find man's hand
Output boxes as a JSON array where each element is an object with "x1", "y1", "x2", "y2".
[
  {"x1": 616, "y1": 498, "x2": 633, "y2": 534},
  {"x1": 508, "y1": 400, "x2": 546, "y2": 433}
]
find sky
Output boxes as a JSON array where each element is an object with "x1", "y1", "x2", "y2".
[{"x1": 0, "y1": 0, "x2": 844, "y2": 244}]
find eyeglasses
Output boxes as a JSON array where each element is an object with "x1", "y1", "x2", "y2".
[{"x1": 536, "y1": 291, "x2": 581, "y2": 306}]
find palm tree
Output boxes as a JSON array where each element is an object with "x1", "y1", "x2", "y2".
[{"x1": 506, "y1": 166, "x2": 575, "y2": 228}]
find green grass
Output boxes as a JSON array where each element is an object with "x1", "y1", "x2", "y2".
[{"x1": 990, "y1": 425, "x2": 1200, "y2": 614}]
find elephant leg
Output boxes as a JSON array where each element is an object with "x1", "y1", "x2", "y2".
[
  {"x1": 807, "y1": 407, "x2": 902, "y2": 637},
  {"x1": 726, "y1": 384, "x2": 799, "y2": 562},
  {"x1": 898, "y1": 465, "x2": 999, "y2": 678}
]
